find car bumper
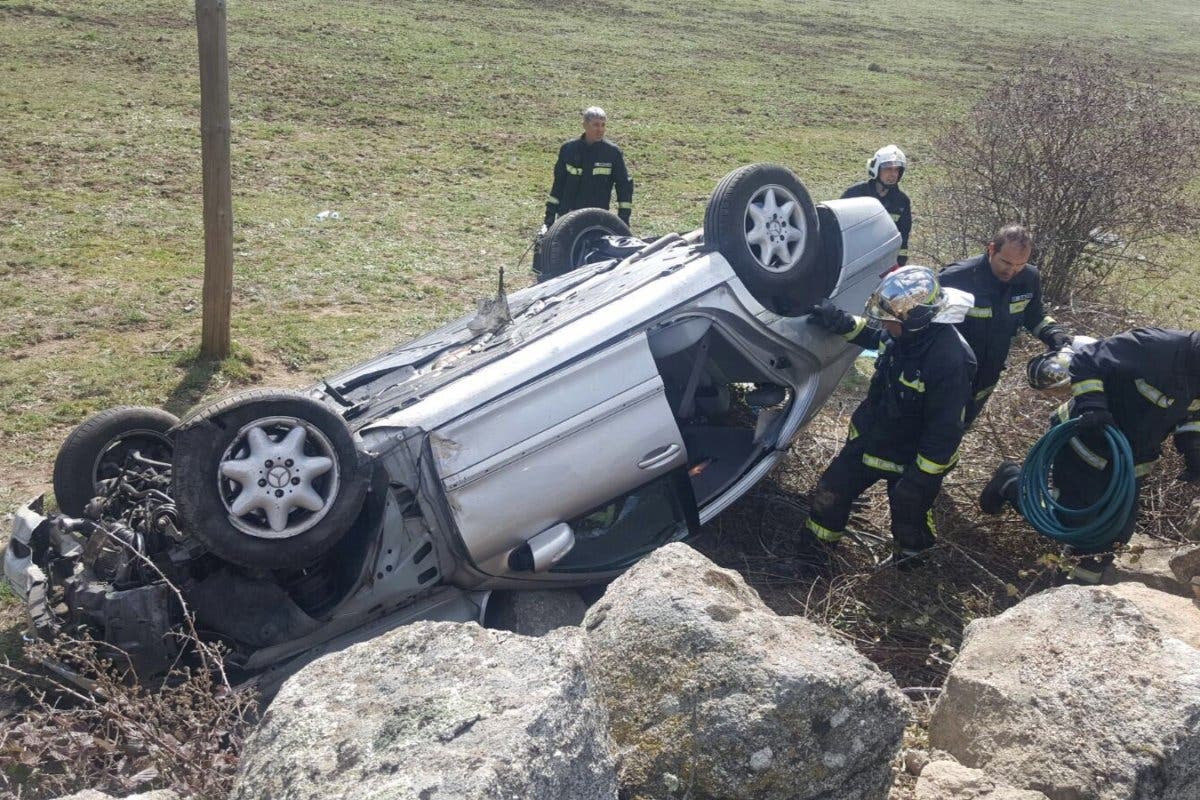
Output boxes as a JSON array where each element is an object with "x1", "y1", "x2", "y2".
[
  {"x1": 4, "y1": 495, "x2": 48, "y2": 604},
  {"x1": 4, "y1": 495, "x2": 77, "y2": 641}
]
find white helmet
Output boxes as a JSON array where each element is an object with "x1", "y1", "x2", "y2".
[{"x1": 868, "y1": 145, "x2": 907, "y2": 181}]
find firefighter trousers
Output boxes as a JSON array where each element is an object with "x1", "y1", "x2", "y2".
[{"x1": 804, "y1": 439, "x2": 941, "y2": 553}]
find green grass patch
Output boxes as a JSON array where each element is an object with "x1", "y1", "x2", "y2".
[{"x1": 0, "y1": 0, "x2": 1197, "y2": 509}]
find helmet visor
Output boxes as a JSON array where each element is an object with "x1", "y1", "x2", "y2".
[
  {"x1": 876, "y1": 159, "x2": 904, "y2": 171},
  {"x1": 1027, "y1": 351, "x2": 1072, "y2": 390},
  {"x1": 865, "y1": 294, "x2": 900, "y2": 322}
]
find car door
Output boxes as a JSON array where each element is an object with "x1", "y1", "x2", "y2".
[{"x1": 428, "y1": 332, "x2": 690, "y2": 577}]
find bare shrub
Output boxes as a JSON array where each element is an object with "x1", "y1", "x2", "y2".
[
  {"x1": 927, "y1": 48, "x2": 1200, "y2": 301},
  {"x1": 0, "y1": 557, "x2": 257, "y2": 800},
  {"x1": 0, "y1": 632, "x2": 256, "y2": 799}
]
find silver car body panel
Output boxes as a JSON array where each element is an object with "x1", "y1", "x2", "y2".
[{"x1": 353, "y1": 197, "x2": 896, "y2": 582}]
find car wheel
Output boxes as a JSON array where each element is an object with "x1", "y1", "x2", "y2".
[
  {"x1": 52, "y1": 406, "x2": 179, "y2": 516},
  {"x1": 538, "y1": 208, "x2": 632, "y2": 281},
  {"x1": 703, "y1": 163, "x2": 826, "y2": 316},
  {"x1": 171, "y1": 389, "x2": 371, "y2": 569}
]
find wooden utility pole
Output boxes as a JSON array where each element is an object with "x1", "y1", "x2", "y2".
[{"x1": 195, "y1": 0, "x2": 233, "y2": 359}]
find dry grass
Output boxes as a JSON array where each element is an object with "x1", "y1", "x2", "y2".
[{"x1": 0, "y1": 636, "x2": 257, "y2": 800}]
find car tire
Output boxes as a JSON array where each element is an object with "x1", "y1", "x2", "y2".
[
  {"x1": 703, "y1": 163, "x2": 826, "y2": 316},
  {"x1": 171, "y1": 389, "x2": 371, "y2": 570},
  {"x1": 538, "y1": 208, "x2": 632, "y2": 281},
  {"x1": 52, "y1": 406, "x2": 179, "y2": 516}
]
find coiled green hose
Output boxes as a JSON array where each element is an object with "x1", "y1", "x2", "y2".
[{"x1": 1016, "y1": 419, "x2": 1137, "y2": 550}]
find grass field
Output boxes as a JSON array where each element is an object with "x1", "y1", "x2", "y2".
[{"x1": 1, "y1": 0, "x2": 1198, "y2": 512}]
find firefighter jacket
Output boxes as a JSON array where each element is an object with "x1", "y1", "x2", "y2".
[
  {"x1": 841, "y1": 180, "x2": 911, "y2": 265},
  {"x1": 544, "y1": 136, "x2": 633, "y2": 226},
  {"x1": 939, "y1": 254, "x2": 1065, "y2": 408},
  {"x1": 1061, "y1": 327, "x2": 1200, "y2": 476},
  {"x1": 838, "y1": 318, "x2": 976, "y2": 485}
]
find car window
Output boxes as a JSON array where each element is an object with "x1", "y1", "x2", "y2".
[{"x1": 551, "y1": 469, "x2": 695, "y2": 573}]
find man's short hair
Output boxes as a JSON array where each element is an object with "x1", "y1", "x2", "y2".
[
  {"x1": 582, "y1": 106, "x2": 607, "y2": 122},
  {"x1": 990, "y1": 224, "x2": 1033, "y2": 253}
]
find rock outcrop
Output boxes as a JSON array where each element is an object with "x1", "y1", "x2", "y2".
[
  {"x1": 930, "y1": 584, "x2": 1200, "y2": 800},
  {"x1": 916, "y1": 759, "x2": 1049, "y2": 800},
  {"x1": 52, "y1": 792, "x2": 178, "y2": 800},
  {"x1": 1169, "y1": 543, "x2": 1200, "y2": 590},
  {"x1": 1106, "y1": 534, "x2": 1199, "y2": 597},
  {"x1": 232, "y1": 621, "x2": 618, "y2": 800},
  {"x1": 583, "y1": 543, "x2": 910, "y2": 800}
]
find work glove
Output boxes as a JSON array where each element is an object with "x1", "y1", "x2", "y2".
[
  {"x1": 806, "y1": 299, "x2": 857, "y2": 336},
  {"x1": 1041, "y1": 326, "x2": 1071, "y2": 352},
  {"x1": 536, "y1": 223, "x2": 548, "y2": 241},
  {"x1": 1075, "y1": 409, "x2": 1115, "y2": 432}
]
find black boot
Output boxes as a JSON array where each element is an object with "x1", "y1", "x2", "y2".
[
  {"x1": 980, "y1": 461, "x2": 1021, "y2": 515},
  {"x1": 1064, "y1": 553, "x2": 1114, "y2": 585},
  {"x1": 881, "y1": 545, "x2": 932, "y2": 572}
]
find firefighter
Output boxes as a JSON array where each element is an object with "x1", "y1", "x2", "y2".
[
  {"x1": 803, "y1": 266, "x2": 977, "y2": 567},
  {"x1": 940, "y1": 224, "x2": 1071, "y2": 425},
  {"x1": 980, "y1": 327, "x2": 1200, "y2": 583},
  {"x1": 542, "y1": 106, "x2": 634, "y2": 231},
  {"x1": 842, "y1": 145, "x2": 912, "y2": 265}
]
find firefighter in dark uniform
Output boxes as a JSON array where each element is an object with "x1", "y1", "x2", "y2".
[
  {"x1": 940, "y1": 224, "x2": 1071, "y2": 425},
  {"x1": 981, "y1": 327, "x2": 1200, "y2": 583},
  {"x1": 542, "y1": 106, "x2": 634, "y2": 229},
  {"x1": 842, "y1": 145, "x2": 912, "y2": 265},
  {"x1": 803, "y1": 266, "x2": 977, "y2": 565}
]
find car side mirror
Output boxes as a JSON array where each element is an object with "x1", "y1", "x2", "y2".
[{"x1": 507, "y1": 523, "x2": 575, "y2": 573}]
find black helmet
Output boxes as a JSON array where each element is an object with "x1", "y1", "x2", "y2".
[
  {"x1": 1026, "y1": 336, "x2": 1097, "y2": 390},
  {"x1": 1026, "y1": 349, "x2": 1072, "y2": 390}
]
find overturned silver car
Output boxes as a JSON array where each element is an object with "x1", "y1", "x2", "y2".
[{"x1": 4, "y1": 164, "x2": 899, "y2": 689}]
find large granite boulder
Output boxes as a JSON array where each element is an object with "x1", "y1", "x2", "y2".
[
  {"x1": 916, "y1": 759, "x2": 1049, "y2": 800},
  {"x1": 583, "y1": 543, "x2": 909, "y2": 800},
  {"x1": 1169, "y1": 543, "x2": 1200, "y2": 589},
  {"x1": 930, "y1": 584, "x2": 1200, "y2": 800},
  {"x1": 52, "y1": 793, "x2": 178, "y2": 800},
  {"x1": 232, "y1": 621, "x2": 617, "y2": 800},
  {"x1": 1106, "y1": 534, "x2": 1198, "y2": 597}
]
